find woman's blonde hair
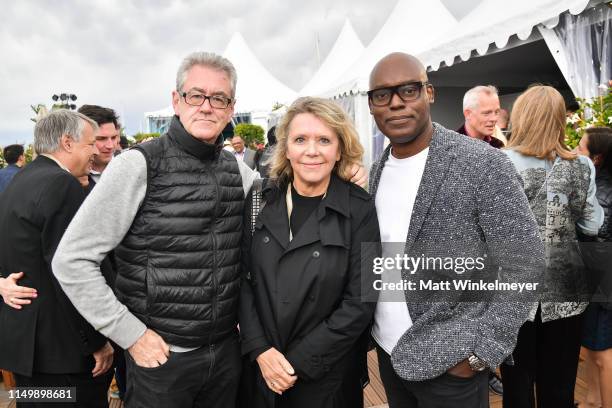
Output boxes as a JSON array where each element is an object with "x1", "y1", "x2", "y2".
[
  {"x1": 507, "y1": 85, "x2": 575, "y2": 160},
  {"x1": 269, "y1": 97, "x2": 364, "y2": 183}
]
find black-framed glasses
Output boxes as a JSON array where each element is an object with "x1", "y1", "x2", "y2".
[
  {"x1": 181, "y1": 90, "x2": 233, "y2": 109},
  {"x1": 367, "y1": 81, "x2": 430, "y2": 107}
]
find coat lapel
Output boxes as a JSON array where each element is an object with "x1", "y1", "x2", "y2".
[
  {"x1": 257, "y1": 188, "x2": 290, "y2": 250},
  {"x1": 286, "y1": 174, "x2": 351, "y2": 253},
  {"x1": 286, "y1": 215, "x2": 320, "y2": 252}
]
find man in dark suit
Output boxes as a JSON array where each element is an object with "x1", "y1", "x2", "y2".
[
  {"x1": 367, "y1": 53, "x2": 544, "y2": 407},
  {"x1": 0, "y1": 110, "x2": 114, "y2": 407},
  {"x1": 231, "y1": 134, "x2": 257, "y2": 169}
]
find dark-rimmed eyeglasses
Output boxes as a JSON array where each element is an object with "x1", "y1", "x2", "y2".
[
  {"x1": 367, "y1": 82, "x2": 430, "y2": 107},
  {"x1": 181, "y1": 90, "x2": 233, "y2": 109}
]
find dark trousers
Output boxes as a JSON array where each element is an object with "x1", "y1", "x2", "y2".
[
  {"x1": 376, "y1": 346, "x2": 489, "y2": 408},
  {"x1": 124, "y1": 334, "x2": 241, "y2": 408},
  {"x1": 500, "y1": 310, "x2": 583, "y2": 408},
  {"x1": 14, "y1": 371, "x2": 113, "y2": 408}
]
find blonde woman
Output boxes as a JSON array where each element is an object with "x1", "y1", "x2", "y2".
[
  {"x1": 501, "y1": 85, "x2": 604, "y2": 407},
  {"x1": 239, "y1": 97, "x2": 380, "y2": 408}
]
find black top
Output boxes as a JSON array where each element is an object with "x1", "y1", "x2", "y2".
[{"x1": 290, "y1": 183, "x2": 324, "y2": 236}]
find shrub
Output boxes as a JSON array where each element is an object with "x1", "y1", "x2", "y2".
[
  {"x1": 233, "y1": 123, "x2": 265, "y2": 147},
  {"x1": 565, "y1": 84, "x2": 612, "y2": 148}
]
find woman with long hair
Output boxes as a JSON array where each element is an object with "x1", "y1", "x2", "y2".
[
  {"x1": 239, "y1": 97, "x2": 380, "y2": 407},
  {"x1": 501, "y1": 85, "x2": 604, "y2": 408}
]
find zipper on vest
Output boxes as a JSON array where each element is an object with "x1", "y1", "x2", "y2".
[{"x1": 208, "y1": 170, "x2": 220, "y2": 346}]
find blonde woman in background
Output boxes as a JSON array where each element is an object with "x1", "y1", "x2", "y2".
[{"x1": 501, "y1": 85, "x2": 604, "y2": 408}]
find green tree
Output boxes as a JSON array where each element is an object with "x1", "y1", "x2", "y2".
[
  {"x1": 234, "y1": 123, "x2": 265, "y2": 147},
  {"x1": 24, "y1": 144, "x2": 34, "y2": 164}
]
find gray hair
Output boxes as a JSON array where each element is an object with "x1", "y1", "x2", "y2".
[
  {"x1": 34, "y1": 109, "x2": 98, "y2": 154},
  {"x1": 463, "y1": 85, "x2": 499, "y2": 111},
  {"x1": 176, "y1": 52, "x2": 237, "y2": 97}
]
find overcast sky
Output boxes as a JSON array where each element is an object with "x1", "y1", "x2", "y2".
[{"x1": 0, "y1": 0, "x2": 480, "y2": 146}]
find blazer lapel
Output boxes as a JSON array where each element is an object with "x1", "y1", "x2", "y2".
[
  {"x1": 369, "y1": 146, "x2": 391, "y2": 197},
  {"x1": 403, "y1": 126, "x2": 456, "y2": 253}
]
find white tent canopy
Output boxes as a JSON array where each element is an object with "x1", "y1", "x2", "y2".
[
  {"x1": 223, "y1": 32, "x2": 297, "y2": 114},
  {"x1": 321, "y1": 0, "x2": 458, "y2": 98},
  {"x1": 299, "y1": 19, "x2": 364, "y2": 97},
  {"x1": 419, "y1": 0, "x2": 593, "y2": 71}
]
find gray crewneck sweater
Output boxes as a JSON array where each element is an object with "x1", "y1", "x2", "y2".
[{"x1": 52, "y1": 149, "x2": 258, "y2": 350}]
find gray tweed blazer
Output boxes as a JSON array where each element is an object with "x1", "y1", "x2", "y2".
[{"x1": 369, "y1": 123, "x2": 545, "y2": 381}]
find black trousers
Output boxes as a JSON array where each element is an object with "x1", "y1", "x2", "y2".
[
  {"x1": 500, "y1": 310, "x2": 583, "y2": 408},
  {"x1": 376, "y1": 346, "x2": 489, "y2": 408},
  {"x1": 124, "y1": 334, "x2": 241, "y2": 408},
  {"x1": 14, "y1": 370, "x2": 113, "y2": 408}
]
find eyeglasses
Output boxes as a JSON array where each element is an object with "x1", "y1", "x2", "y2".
[
  {"x1": 367, "y1": 82, "x2": 429, "y2": 107},
  {"x1": 180, "y1": 90, "x2": 233, "y2": 109}
]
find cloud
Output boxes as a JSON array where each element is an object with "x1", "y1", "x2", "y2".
[{"x1": 0, "y1": 0, "x2": 474, "y2": 145}]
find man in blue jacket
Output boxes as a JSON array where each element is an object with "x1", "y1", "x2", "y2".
[{"x1": 0, "y1": 144, "x2": 25, "y2": 193}]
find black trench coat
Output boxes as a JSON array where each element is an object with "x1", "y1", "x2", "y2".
[{"x1": 239, "y1": 174, "x2": 381, "y2": 408}]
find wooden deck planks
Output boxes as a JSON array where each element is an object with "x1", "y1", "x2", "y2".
[{"x1": 364, "y1": 351, "x2": 387, "y2": 406}]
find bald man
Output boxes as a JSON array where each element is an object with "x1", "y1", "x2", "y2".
[{"x1": 366, "y1": 53, "x2": 544, "y2": 407}]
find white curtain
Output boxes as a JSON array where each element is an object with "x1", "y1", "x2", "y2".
[{"x1": 539, "y1": 3, "x2": 611, "y2": 99}]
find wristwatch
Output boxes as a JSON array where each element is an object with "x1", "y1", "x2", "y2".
[{"x1": 467, "y1": 353, "x2": 487, "y2": 372}]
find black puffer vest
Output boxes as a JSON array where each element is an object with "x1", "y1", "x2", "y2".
[{"x1": 114, "y1": 117, "x2": 244, "y2": 347}]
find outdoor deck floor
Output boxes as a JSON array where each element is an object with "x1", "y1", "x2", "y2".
[{"x1": 1, "y1": 348, "x2": 593, "y2": 408}]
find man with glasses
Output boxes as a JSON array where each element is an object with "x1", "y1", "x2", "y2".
[
  {"x1": 52, "y1": 52, "x2": 257, "y2": 407},
  {"x1": 367, "y1": 53, "x2": 544, "y2": 407}
]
